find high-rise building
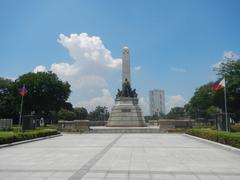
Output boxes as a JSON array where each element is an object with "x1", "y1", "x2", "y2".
[{"x1": 149, "y1": 89, "x2": 165, "y2": 116}]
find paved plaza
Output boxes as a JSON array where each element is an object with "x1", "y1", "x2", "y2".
[{"x1": 0, "y1": 134, "x2": 240, "y2": 180}]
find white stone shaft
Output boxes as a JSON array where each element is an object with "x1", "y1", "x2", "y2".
[{"x1": 122, "y1": 47, "x2": 131, "y2": 85}]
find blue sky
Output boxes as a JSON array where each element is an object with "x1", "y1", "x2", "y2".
[{"x1": 0, "y1": 0, "x2": 240, "y2": 114}]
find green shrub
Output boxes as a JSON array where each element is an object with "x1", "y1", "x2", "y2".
[
  {"x1": 230, "y1": 125, "x2": 240, "y2": 132},
  {"x1": 186, "y1": 128, "x2": 240, "y2": 148},
  {"x1": 0, "y1": 129, "x2": 59, "y2": 145}
]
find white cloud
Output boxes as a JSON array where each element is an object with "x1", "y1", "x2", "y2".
[
  {"x1": 4, "y1": 77, "x2": 16, "y2": 81},
  {"x1": 50, "y1": 33, "x2": 122, "y2": 90},
  {"x1": 170, "y1": 67, "x2": 186, "y2": 73},
  {"x1": 212, "y1": 61, "x2": 223, "y2": 70},
  {"x1": 50, "y1": 63, "x2": 79, "y2": 77},
  {"x1": 212, "y1": 51, "x2": 239, "y2": 69},
  {"x1": 33, "y1": 65, "x2": 47, "y2": 73},
  {"x1": 57, "y1": 33, "x2": 122, "y2": 70},
  {"x1": 223, "y1": 51, "x2": 239, "y2": 60},
  {"x1": 73, "y1": 75, "x2": 108, "y2": 90},
  {"x1": 165, "y1": 95, "x2": 186, "y2": 113},
  {"x1": 133, "y1": 66, "x2": 141, "y2": 71},
  {"x1": 34, "y1": 33, "x2": 122, "y2": 111},
  {"x1": 76, "y1": 88, "x2": 114, "y2": 111}
]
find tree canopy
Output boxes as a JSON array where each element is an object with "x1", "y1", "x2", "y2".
[
  {"x1": 0, "y1": 72, "x2": 72, "y2": 119},
  {"x1": 88, "y1": 106, "x2": 109, "y2": 121},
  {"x1": 0, "y1": 78, "x2": 17, "y2": 118},
  {"x1": 185, "y1": 59, "x2": 240, "y2": 121},
  {"x1": 14, "y1": 72, "x2": 71, "y2": 115},
  {"x1": 74, "y1": 107, "x2": 88, "y2": 120},
  {"x1": 216, "y1": 60, "x2": 240, "y2": 118},
  {"x1": 166, "y1": 107, "x2": 185, "y2": 119},
  {"x1": 57, "y1": 109, "x2": 76, "y2": 121},
  {"x1": 185, "y1": 83, "x2": 215, "y2": 119}
]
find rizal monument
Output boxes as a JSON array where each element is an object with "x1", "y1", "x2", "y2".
[{"x1": 107, "y1": 47, "x2": 146, "y2": 127}]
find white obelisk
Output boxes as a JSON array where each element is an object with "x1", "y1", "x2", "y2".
[{"x1": 122, "y1": 47, "x2": 131, "y2": 84}]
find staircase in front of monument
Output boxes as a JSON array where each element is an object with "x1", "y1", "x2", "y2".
[{"x1": 88, "y1": 126, "x2": 162, "y2": 133}]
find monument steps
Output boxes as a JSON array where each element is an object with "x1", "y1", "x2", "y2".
[{"x1": 88, "y1": 126, "x2": 162, "y2": 133}]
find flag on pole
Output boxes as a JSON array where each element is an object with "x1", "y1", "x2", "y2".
[
  {"x1": 18, "y1": 86, "x2": 27, "y2": 97},
  {"x1": 209, "y1": 78, "x2": 225, "y2": 91},
  {"x1": 209, "y1": 77, "x2": 229, "y2": 131}
]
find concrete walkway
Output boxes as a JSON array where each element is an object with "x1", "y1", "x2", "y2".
[{"x1": 0, "y1": 134, "x2": 240, "y2": 180}]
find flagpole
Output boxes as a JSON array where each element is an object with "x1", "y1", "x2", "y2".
[
  {"x1": 18, "y1": 84, "x2": 25, "y2": 132},
  {"x1": 223, "y1": 78, "x2": 228, "y2": 131}
]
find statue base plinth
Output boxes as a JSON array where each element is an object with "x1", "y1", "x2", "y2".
[{"x1": 107, "y1": 97, "x2": 146, "y2": 127}]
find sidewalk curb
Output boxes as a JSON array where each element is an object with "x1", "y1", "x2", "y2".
[
  {"x1": 0, "y1": 134, "x2": 62, "y2": 149},
  {"x1": 183, "y1": 133, "x2": 240, "y2": 155}
]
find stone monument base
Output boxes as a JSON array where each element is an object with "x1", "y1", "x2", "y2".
[{"x1": 107, "y1": 97, "x2": 146, "y2": 127}]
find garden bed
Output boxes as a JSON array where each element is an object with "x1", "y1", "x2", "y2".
[
  {"x1": 186, "y1": 128, "x2": 240, "y2": 149},
  {"x1": 0, "y1": 129, "x2": 60, "y2": 145}
]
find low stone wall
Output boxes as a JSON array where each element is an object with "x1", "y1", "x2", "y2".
[
  {"x1": 148, "y1": 120, "x2": 159, "y2": 126},
  {"x1": 89, "y1": 121, "x2": 107, "y2": 126},
  {"x1": 0, "y1": 119, "x2": 13, "y2": 130},
  {"x1": 58, "y1": 120, "x2": 90, "y2": 130},
  {"x1": 159, "y1": 119, "x2": 193, "y2": 131}
]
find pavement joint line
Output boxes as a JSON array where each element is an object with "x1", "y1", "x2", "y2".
[
  {"x1": 0, "y1": 134, "x2": 62, "y2": 149},
  {"x1": 183, "y1": 133, "x2": 240, "y2": 155},
  {"x1": 0, "y1": 169, "x2": 76, "y2": 172},
  {"x1": 212, "y1": 170, "x2": 227, "y2": 180},
  {"x1": 87, "y1": 169, "x2": 240, "y2": 176},
  {"x1": 110, "y1": 146, "x2": 211, "y2": 149},
  {"x1": 188, "y1": 169, "x2": 201, "y2": 180},
  {"x1": 68, "y1": 134, "x2": 123, "y2": 180},
  {"x1": 1, "y1": 168, "x2": 240, "y2": 176}
]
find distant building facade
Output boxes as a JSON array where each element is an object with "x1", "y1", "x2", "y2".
[{"x1": 149, "y1": 89, "x2": 165, "y2": 116}]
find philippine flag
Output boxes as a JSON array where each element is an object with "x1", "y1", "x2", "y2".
[
  {"x1": 18, "y1": 86, "x2": 28, "y2": 97},
  {"x1": 209, "y1": 78, "x2": 225, "y2": 91}
]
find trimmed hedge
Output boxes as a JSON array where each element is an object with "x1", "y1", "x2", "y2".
[
  {"x1": 0, "y1": 129, "x2": 60, "y2": 145},
  {"x1": 186, "y1": 128, "x2": 240, "y2": 149},
  {"x1": 230, "y1": 125, "x2": 240, "y2": 132}
]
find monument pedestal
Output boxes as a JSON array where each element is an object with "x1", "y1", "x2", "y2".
[{"x1": 107, "y1": 97, "x2": 146, "y2": 127}]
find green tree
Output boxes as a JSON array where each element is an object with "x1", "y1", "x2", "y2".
[
  {"x1": 152, "y1": 114, "x2": 159, "y2": 120},
  {"x1": 57, "y1": 109, "x2": 76, "y2": 121},
  {"x1": 206, "y1": 106, "x2": 220, "y2": 118},
  {"x1": 185, "y1": 59, "x2": 240, "y2": 121},
  {"x1": 74, "y1": 107, "x2": 88, "y2": 119},
  {"x1": 167, "y1": 107, "x2": 185, "y2": 119},
  {"x1": 0, "y1": 78, "x2": 18, "y2": 118},
  {"x1": 88, "y1": 106, "x2": 109, "y2": 121},
  {"x1": 215, "y1": 59, "x2": 240, "y2": 120},
  {"x1": 185, "y1": 83, "x2": 215, "y2": 119},
  {"x1": 14, "y1": 71, "x2": 72, "y2": 116}
]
